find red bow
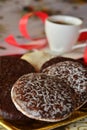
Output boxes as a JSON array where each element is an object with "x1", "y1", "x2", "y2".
[{"x1": 5, "y1": 11, "x2": 48, "y2": 50}]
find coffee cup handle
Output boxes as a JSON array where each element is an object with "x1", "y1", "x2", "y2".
[{"x1": 72, "y1": 28, "x2": 87, "y2": 50}]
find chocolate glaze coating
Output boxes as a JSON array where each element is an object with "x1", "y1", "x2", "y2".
[
  {"x1": 0, "y1": 56, "x2": 36, "y2": 121},
  {"x1": 42, "y1": 61, "x2": 87, "y2": 109},
  {"x1": 11, "y1": 73, "x2": 76, "y2": 122}
]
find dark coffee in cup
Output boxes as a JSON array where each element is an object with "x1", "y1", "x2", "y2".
[{"x1": 48, "y1": 18, "x2": 74, "y2": 25}]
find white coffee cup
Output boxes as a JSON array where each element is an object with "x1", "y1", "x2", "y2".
[{"x1": 45, "y1": 15, "x2": 87, "y2": 54}]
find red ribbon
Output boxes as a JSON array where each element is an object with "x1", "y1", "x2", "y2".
[
  {"x1": 5, "y1": 11, "x2": 48, "y2": 50},
  {"x1": 84, "y1": 44, "x2": 87, "y2": 64},
  {"x1": 19, "y1": 12, "x2": 32, "y2": 40},
  {"x1": 5, "y1": 35, "x2": 47, "y2": 50},
  {"x1": 78, "y1": 32, "x2": 87, "y2": 64},
  {"x1": 19, "y1": 11, "x2": 48, "y2": 40},
  {"x1": 78, "y1": 32, "x2": 87, "y2": 42}
]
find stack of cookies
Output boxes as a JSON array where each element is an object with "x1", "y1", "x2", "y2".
[{"x1": 0, "y1": 53, "x2": 87, "y2": 123}]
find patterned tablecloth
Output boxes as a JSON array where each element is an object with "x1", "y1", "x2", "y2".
[{"x1": 0, "y1": 0, "x2": 87, "y2": 130}]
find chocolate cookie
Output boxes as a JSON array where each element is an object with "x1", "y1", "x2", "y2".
[
  {"x1": 11, "y1": 73, "x2": 76, "y2": 122},
  {"x1": 0, "y1": 56, "x2": 36, "y2": 121},
  {"x1": 41, "y1": 61, "x2": 87, "y2": 110}
]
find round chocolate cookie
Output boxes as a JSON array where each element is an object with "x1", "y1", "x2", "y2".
[
  {"x1": 41, "y1": 61, "x2": 87, "y2": 109},
  {"x1": 11, "y1": 73, "x2": 76, "y2": 122},
  {"x1": 0, "y1": 56, "x2": 36, "y2": 121}
]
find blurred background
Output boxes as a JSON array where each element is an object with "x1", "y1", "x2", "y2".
[
  {"x1": 0, "y1": 0, "x2": 87, "y2": 58},
  {"x1": 0, "y1": 0, "x2": 87, "y2": 40}
]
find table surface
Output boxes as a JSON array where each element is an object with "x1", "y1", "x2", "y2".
[{"x1": 0, "y1": 0, "x2": 87, "y2": 130}]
